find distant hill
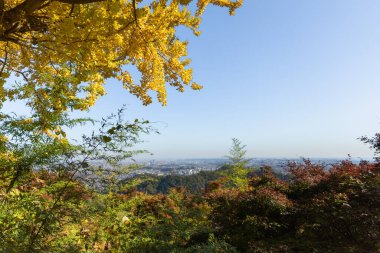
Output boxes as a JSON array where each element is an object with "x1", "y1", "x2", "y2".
[
  {"x1": 121, "y1": 169, "x2": 222, "y2": 194},
  {"x1": 120, "y1": 164, "x2": 291, "y2": 194},
  {"x1": 119, "y1": 157, "x2": 365, "y2": 195}
]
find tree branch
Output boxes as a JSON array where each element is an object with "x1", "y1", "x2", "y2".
[
  {"x1": 55, "y1": 0, "x2": 105, "y2": 4},
  {"x1": 0, "y1": 0, "x2": 4, "y2": 15},
  {"x1": 132, "y1": 0, "x2": 138, "y2": 26},
  {"x1": 0, "y1": 0, "x2": 109, "y2": 41},
  {"x1": 6, "y1": 0, "x2": 47, "y2": 16},
  {"x1": 0, "y1": 42, "x2": 8, "y2": 77}
]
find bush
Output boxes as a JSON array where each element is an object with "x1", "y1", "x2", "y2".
[{"x1": 207, "y1": 160, "x2": 380, "y2": 252}]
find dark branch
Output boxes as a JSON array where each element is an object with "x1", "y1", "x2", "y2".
[
  {"x1": 6, "y1": 0, "x2": 47, "y2": 16},
  {"x1": 132, "y1": 0, "x2": 138, "y2": 25},
  {"x1": 1, "y1": 0, "x2": 106, "y2": 40},
  {"x1": 55, "y1": 0, "x2": 105, "y2": 4},
  {"x1": 69, "y1": 4, "x2": 75, "y2": 16},
  {"x1": 0, "y1": 42, "x2": 8, "y2": 76},
  {"x1": 0, "y1": 0, "x2": 4, "y2": 16}
]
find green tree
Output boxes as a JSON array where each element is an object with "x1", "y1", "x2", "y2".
[
  {"x1": 226, "y1": 138, "x2": 250, "y2": 167},
  {"x1": 222, "y1": 138, "x2": 251, "y2": 188},
  {"x1": 0, "y1": 108, "x2": 155, "y2": 251},
  {"x1": 360, "y1": 133, "x2": 380, "y2": 162}
]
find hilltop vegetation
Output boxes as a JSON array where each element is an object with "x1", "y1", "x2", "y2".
[
  {"x1": 0, "y1": 105, "x2": 379, "y2": 252},
  {"x1": 1, "y1": 157, "x2": 379, "y2": 252}
]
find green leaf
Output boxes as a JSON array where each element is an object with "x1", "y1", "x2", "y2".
[
  {"x1": 107, "y1": 127, "x2": 115, "y2": 135},
  {"x1": 102, "y1": 136, "x2": 112, "y2": 143}
]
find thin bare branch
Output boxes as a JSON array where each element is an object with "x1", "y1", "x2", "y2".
[
  {"x1": 132, "y1": 0, "x2": 138, "y2": 26},
  {"x1": 69, "y1": 4, "x2": 75, "y2": 16},
  {"x1": 0, "y1": 42, "x2": 8, "y2": 76}
]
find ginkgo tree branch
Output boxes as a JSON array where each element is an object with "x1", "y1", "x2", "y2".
[
  {"x1": 56, "y1": 0, "x2": 106, "y2": 4},
  {"x1": 5, "y1": 0, "x2": 104, "y2": 16},
  {"x1": 1, "y1": 0, "x2": 105, "y2": 38},
  {"x1": 4, "y1": 0, "x2": 47, "y2": 17},
  {"x1": 0, "y1": 42, "x2": 8, "y2": 77},
  {"x1": 0, "y1": 0, "x2": 4, "y2": 15},
  {"x1": 0, "y1": 0, "x2": 242, "y2": 134}
]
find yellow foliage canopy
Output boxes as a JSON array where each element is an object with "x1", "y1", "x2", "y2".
[{"x1": 0, "y1": 0, "x2": 242, "y2": 131}]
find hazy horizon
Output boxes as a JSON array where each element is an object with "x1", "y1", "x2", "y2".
[{"x1": 131, "y1": 155, "x2": 373, "y2": 162}]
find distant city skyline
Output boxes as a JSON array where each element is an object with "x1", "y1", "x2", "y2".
[
  {"x1": 117, "y1": 157, "x2": 368, "y2": 177},
  {"x1": 4, "y1": 0, "x2": 380, "y2": 159}
]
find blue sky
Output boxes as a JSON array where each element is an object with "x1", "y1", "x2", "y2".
[{"x1": 5, "y1": 1, "x2": 380, "y2": 159}]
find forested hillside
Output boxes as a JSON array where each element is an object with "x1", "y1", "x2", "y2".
[
  {"x1": 1, "y1": 156, "x2": 379, "y2": 252},
  {"x1": 124, "y1": 170, "x2": 221, "y2": 194}
]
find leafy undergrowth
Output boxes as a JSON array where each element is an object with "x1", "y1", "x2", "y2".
[{"x1": 0, "y1": 160, "x2": 379, "y2": 252}]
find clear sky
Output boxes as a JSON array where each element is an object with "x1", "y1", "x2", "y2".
[{"x1": 5, "y1": 0, "x2": 380, "y2": 159}]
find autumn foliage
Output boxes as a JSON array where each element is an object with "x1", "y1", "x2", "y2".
[
  {"x1": 0, "y1": 0, "x2": 242, "y2": 136},
  {"x1": 0, "y1": 125, "x2": 379, "y2": 252},
  {"x1": 208, "y1": 160, "x2": 380, "y2": 252},
  {"x1": 1, "y1": 156, "x2": 379, "y2": 252},
  {"x1": 2, "y1": 1, "x2": 378, "y2": 252}
]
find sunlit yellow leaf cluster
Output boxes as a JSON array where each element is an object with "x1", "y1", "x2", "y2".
[{"x1": 0, "y1": 0, "x2": 242, "y2": 132}]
